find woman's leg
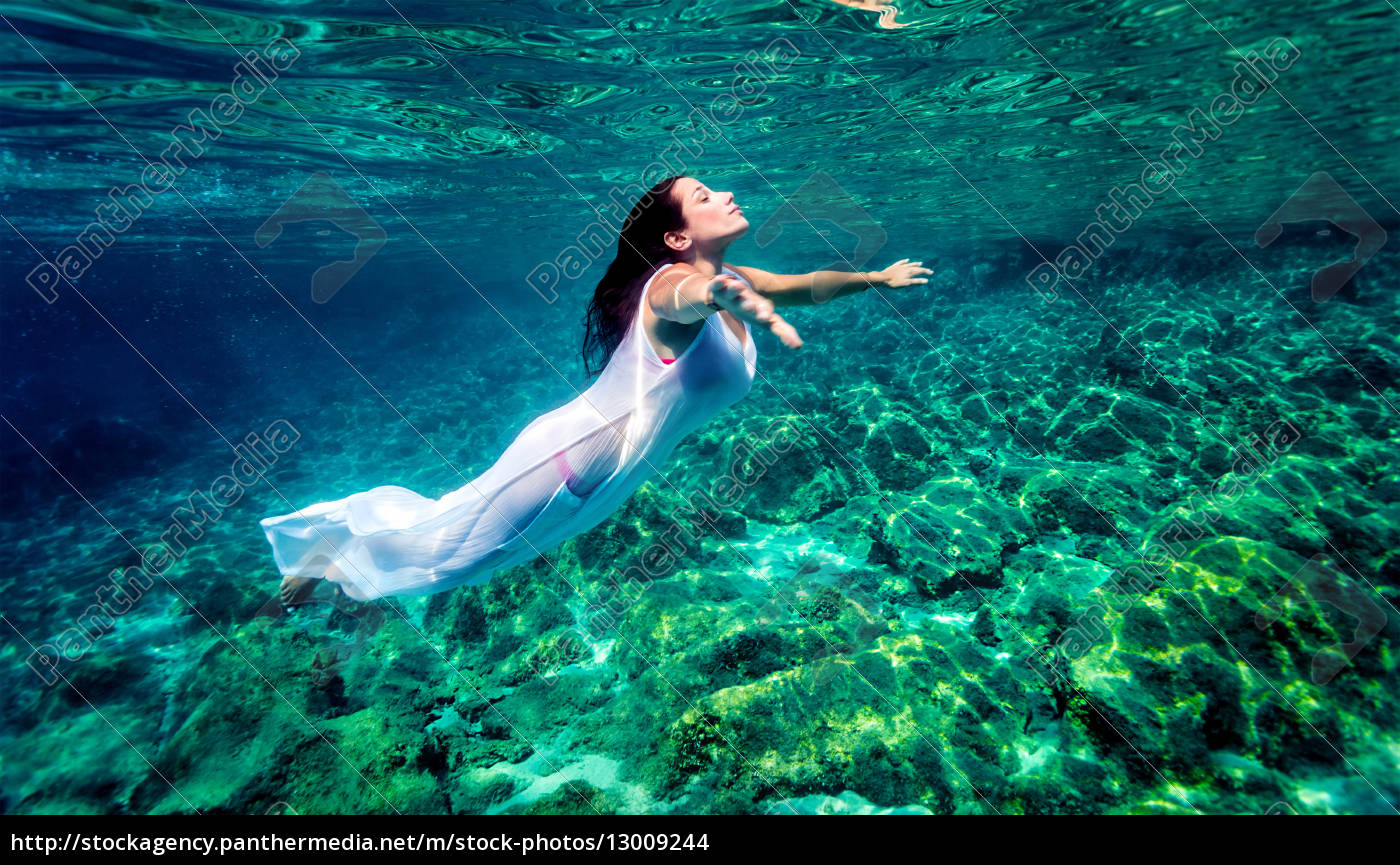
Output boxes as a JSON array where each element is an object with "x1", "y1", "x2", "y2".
[
  {"x1": 273, "y1": 413, "x2": 633, "y2": 602},
  {"x1": 278, "y1": 560, "x2": 361, "y2": 610},
  {"x1": 553, "y1": 417, "x2": 628, "y2": 498},
  {"x1": 279, "y1": 554, "x2": 338, "y2": 608}
]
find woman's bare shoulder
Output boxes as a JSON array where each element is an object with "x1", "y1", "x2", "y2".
[
  {"x1": 654, "y1": 261, "x2": 702, "y2": 287},
  {"x1": 647, "y1": 262, "x2": 703, "y2": 308}
]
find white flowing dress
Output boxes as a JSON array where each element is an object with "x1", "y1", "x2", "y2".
[{"x1": 260, "y1": 263, "x2": 759, "y2": 601}]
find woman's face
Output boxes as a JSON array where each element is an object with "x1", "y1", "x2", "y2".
[{"x1": 670, "y1": 176, "x2": 748, "y2": 250}]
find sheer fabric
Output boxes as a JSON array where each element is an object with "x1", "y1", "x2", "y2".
[{"x1": 260, "y1": 263, "x2": 758, "y2": 600}]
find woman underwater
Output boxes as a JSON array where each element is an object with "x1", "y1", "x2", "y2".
[{"x1": 265, "y1": 175, "x2": 930, "y2": 607}]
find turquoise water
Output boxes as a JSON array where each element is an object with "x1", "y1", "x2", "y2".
[{"x1": 1, "y1": 0, "x2": 1397, "y2": 814}]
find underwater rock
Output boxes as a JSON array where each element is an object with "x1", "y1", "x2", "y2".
[
  {"x1": 1018, "y1": 467, "x2": 1136, "y2": 538},
  {"x1": 505, "y1": 780, "x2": 620, "y2": 815},
  {"x1": 450, "y1": 773, "x2": 523, "y2": 814},
  {"x1": 840, "y1": 480, "x2": 1033, "y2": 600},
  {"x1": 1038, "y1": 535, "x2": 1395, "y2": 799},
  {"x1": 765, "y1": 789, "x2": 933, "y2": 815},
  {"x1": 649, "y1": 634, "x2": 959, "y2": 813},
  {"x1": 1006, "y1": 753, "x2": 1115, "y2": 814}
]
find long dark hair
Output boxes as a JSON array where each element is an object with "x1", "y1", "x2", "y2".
[{"x1": 582, "y1": 175, "x2": 687, "y2": 379}]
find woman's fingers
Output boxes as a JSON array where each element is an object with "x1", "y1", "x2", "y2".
[
  {"x1": 771, "y1": 316, "x2": 803, "y2": 349},
  {"x1": 882, "y1": 259, "x2": 934, "y2": 288},
  {"x1": 711, "y1": 276, "x2": 802, "y2": 349},
  {"x1": 756, "y1": 296, "x2": 801, "y2": 348},
  {"x1": 708, "y1": 278, "x2": 745, "y2": 312},
  {"x1": 713, "y1": 274, "x2": 752, "y2": 307}
]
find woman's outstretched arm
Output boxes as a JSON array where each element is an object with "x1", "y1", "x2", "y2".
[
  {"x1": 651, "y1": 264, "x2": 805, "y2": 349},
  {"x1": 730, "y1": 259, "x2": 931, "y2": 308}
]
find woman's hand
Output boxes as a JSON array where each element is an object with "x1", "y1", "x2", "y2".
[
  {"x1": 708, "y1": 274, "x2": 803, "y2": 350},
  {"x1": 872, "y1": 258, "x2": 932, "y2": 288}
]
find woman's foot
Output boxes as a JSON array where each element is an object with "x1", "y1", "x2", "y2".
[{"x1": 279, "y1": 574, "x2": 320, "y2": 609}]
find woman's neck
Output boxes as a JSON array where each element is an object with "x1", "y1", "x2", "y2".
[{"x1": 676, "y1": 245, "x2": 729, "y2": 279}]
